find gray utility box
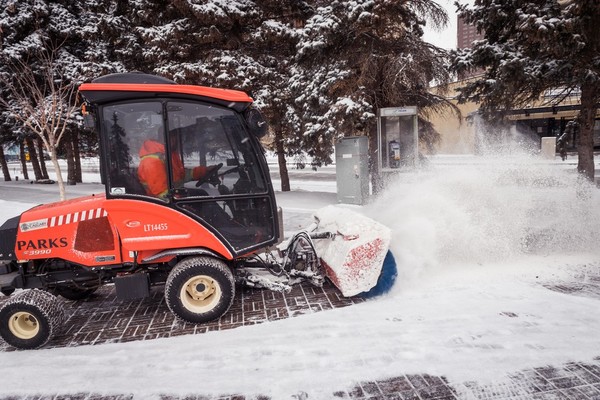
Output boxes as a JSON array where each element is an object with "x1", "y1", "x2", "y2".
[{"x1": 335, "y1": 136, "x2": 369, "y2": 205}]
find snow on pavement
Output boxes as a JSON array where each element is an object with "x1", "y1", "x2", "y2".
[{"x1": 0, "y1": 154, "x2": 599, "y2": 399}]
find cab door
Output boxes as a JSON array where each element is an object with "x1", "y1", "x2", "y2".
[{"x1": 165, "y1": 101, "x2": 277, "y2": 255}]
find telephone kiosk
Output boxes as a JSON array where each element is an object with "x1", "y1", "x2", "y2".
[{"x1": 377, "y1": 106, "x2": 418, "y2": 171}]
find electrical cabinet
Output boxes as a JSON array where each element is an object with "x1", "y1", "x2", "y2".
[{"x1": 335, "y1": 136, "x2": 369, "y2": 205}]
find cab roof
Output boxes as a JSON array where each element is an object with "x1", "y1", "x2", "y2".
[{"x1": 79, "y1": 73, "x2": 253, "y2": 111}]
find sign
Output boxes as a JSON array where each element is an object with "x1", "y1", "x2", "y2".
[{"x1": 379, "y1": 107, "x2": 417, "y2": 117}]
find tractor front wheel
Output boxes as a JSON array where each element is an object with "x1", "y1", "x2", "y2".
[
  {"x1": 0, "y1": 289, "x2": 66, "y2": 350},
  {"x1": 165, "y1": 256, "x2": 235, "y2": 324}
]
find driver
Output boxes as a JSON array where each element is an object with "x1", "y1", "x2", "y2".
[{"x1": 138, "y1": 132, "x2": 220, "y2": 199}]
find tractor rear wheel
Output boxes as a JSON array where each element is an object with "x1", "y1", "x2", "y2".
[
  {"x1": 0, "y1": 289, "x2": 66, "y2": 349},
  {"x1": 165, "y1": 256, "x2": 235, "y2": 324}
]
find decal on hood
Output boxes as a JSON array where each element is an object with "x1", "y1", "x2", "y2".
[{"x1": 20, "y1": 208, "x2": 108, "y2": 232}]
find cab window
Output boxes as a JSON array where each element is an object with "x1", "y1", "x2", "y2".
[
  {"x1": 166, "y1": 101, "x2": 266, "y2": 197},
  {"x1": 102, "y1": 101, "x2": 165, "y2": 199}
]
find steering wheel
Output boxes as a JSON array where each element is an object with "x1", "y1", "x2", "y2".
[{"x1": 195, "y1": 163, "x2": 223, "y2": 187}]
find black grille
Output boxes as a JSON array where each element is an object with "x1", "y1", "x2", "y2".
[{"x1": 0, "y1": 215, "x2": 19, "y2": 261}]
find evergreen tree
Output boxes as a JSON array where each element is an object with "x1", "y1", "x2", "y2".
[
  {"x1": 113, "y1": 0, "x2": 452, "y2": 189},
  {"x1": 112, "y1": 0, "x2": 310, "y2": 190},
  {"x1": 1, "y1": 0, "x2": 454, "y2": 191},
  {"x1": 450, "y1": 0, "x2": 600, "y2": 181},
  {"x1": 290, "y1": 0, "x2": 453, "y2": 173}
]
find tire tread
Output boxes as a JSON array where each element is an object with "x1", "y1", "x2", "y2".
[
  {"x1": 0, "y1": 289, "x2": 66, "y2": 349},
  {"x1": 165, "y1": 256, "x2": 235, "y2": 324}
]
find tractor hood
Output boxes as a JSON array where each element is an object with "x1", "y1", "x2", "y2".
[
  {"x1": 0, "y1": 194, "x2": 105, "y2": 262},
  {"x1": 19, "y1": 194, "x2": 107, "y2": 229}
]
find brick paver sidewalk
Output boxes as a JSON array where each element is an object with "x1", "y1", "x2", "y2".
[
  {"x1": 7, "y1": 281, "x2": 363, "y2": 349},
  {"x1": 1, "y1": 278, "x2": 600, "y2": 399}
]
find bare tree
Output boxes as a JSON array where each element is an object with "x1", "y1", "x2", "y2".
[{"x1": 0, "y1": 49, "x2": 78, "y2": 200}]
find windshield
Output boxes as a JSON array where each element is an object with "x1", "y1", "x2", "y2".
[
  {"x1": 101, "y1": 101, "x2": 266, "y2": 199},
  {"x1": 101, "y1": 100, "x2": 275, "y2": 253}
]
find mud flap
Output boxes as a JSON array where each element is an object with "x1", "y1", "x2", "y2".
[{"x1": 311, "y1": 206, "x2": 394, "y2": 297}]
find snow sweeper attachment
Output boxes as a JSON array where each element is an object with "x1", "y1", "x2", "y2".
[{"x1": 236, "y1": 205, "x2": 397, "y2": 298}]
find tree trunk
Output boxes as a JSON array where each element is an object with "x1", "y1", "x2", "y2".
[
  {"x1": 49, "y1": 149, "x2": 66, "y2": 201},
  {"x1": 72, "y1": 130, "x2": 82, "y2": 183},
  {"x1": 576, "y1": 83, "x2": 598, "y2": 182},
  {"x1": 64, "y1": 132, "x2": 77, "y2": 185},
  {"x1": 0, "y1": 146, "x2": 11, "y2": 181},
  {"x1": 275, "y1": 132, "x2": 290, "y2": 191},
  {"x1": 576, "y1": 2, "x2": 600, "y2": 182},
  {"x1": 368, "y1": 125, "x2": 382, "y2": 194},
  {"x1": 19, "y1": 142, "x2": 29, "y2": 180},
  {"x1": 26, "y1": 136, "x2": 43, "y2": 181},
  {"x1": 37, "y1": 137, "x2": 49, "y2": 179}
]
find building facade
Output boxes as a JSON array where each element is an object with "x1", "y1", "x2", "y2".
[
  {"x1": 457, "y1": 17, "x2": 484, "y2": 50},
  {"x1": 426, "y1": 16, "x2": 600, "y2": 155}
]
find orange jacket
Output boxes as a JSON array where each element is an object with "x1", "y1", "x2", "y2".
[{"x1": 138, "y1": 140, "x2": 209, "y2": 198}]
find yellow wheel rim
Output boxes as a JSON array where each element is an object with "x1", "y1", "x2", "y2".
[
  {"x1": 8, "y1": 311, "x2": 40, "y2": 340},
  {"x1": 180, "y1": 275, "x2": 222, "y2": 314}
]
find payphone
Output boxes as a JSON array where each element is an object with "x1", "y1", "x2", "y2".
[
  {"x1": 377, "y1": 106, "x2": 418, "y2": 171},
  {"x1": 388, "y1": 140, "x2": 401, "y2": 168}
]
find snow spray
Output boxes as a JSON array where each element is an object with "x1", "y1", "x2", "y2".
[{"x1": 365, "y1": 151, "x2": 600, "y2": 290}]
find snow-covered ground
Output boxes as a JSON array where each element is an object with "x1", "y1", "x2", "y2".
[{"x1": 0, "y1": 153, "x2": 599, "y2": 399}]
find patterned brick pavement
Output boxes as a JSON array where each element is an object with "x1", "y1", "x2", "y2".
[
  {"x1": 0, "y1": 281, "x2": 363, "y2": 351},
  {"x1": 1, "y1": 277, "x2": 600, "y2": 400}
]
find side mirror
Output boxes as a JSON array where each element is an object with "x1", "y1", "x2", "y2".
[{"x1": 245, "y1": 108, "x2": 268, "y2": 139}]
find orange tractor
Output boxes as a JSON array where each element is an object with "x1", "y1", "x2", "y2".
[{"x1": 0, "y1": 73, "x2": 395, "y2": 350}]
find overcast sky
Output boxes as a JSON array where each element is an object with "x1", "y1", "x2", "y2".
[{"x1": 422, "y1": 0, "x2": 468, "y2": 50}]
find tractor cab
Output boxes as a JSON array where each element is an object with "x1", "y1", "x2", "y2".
[{"x1": 79, "y1": 73, "x2": 278, "y2": 256}]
